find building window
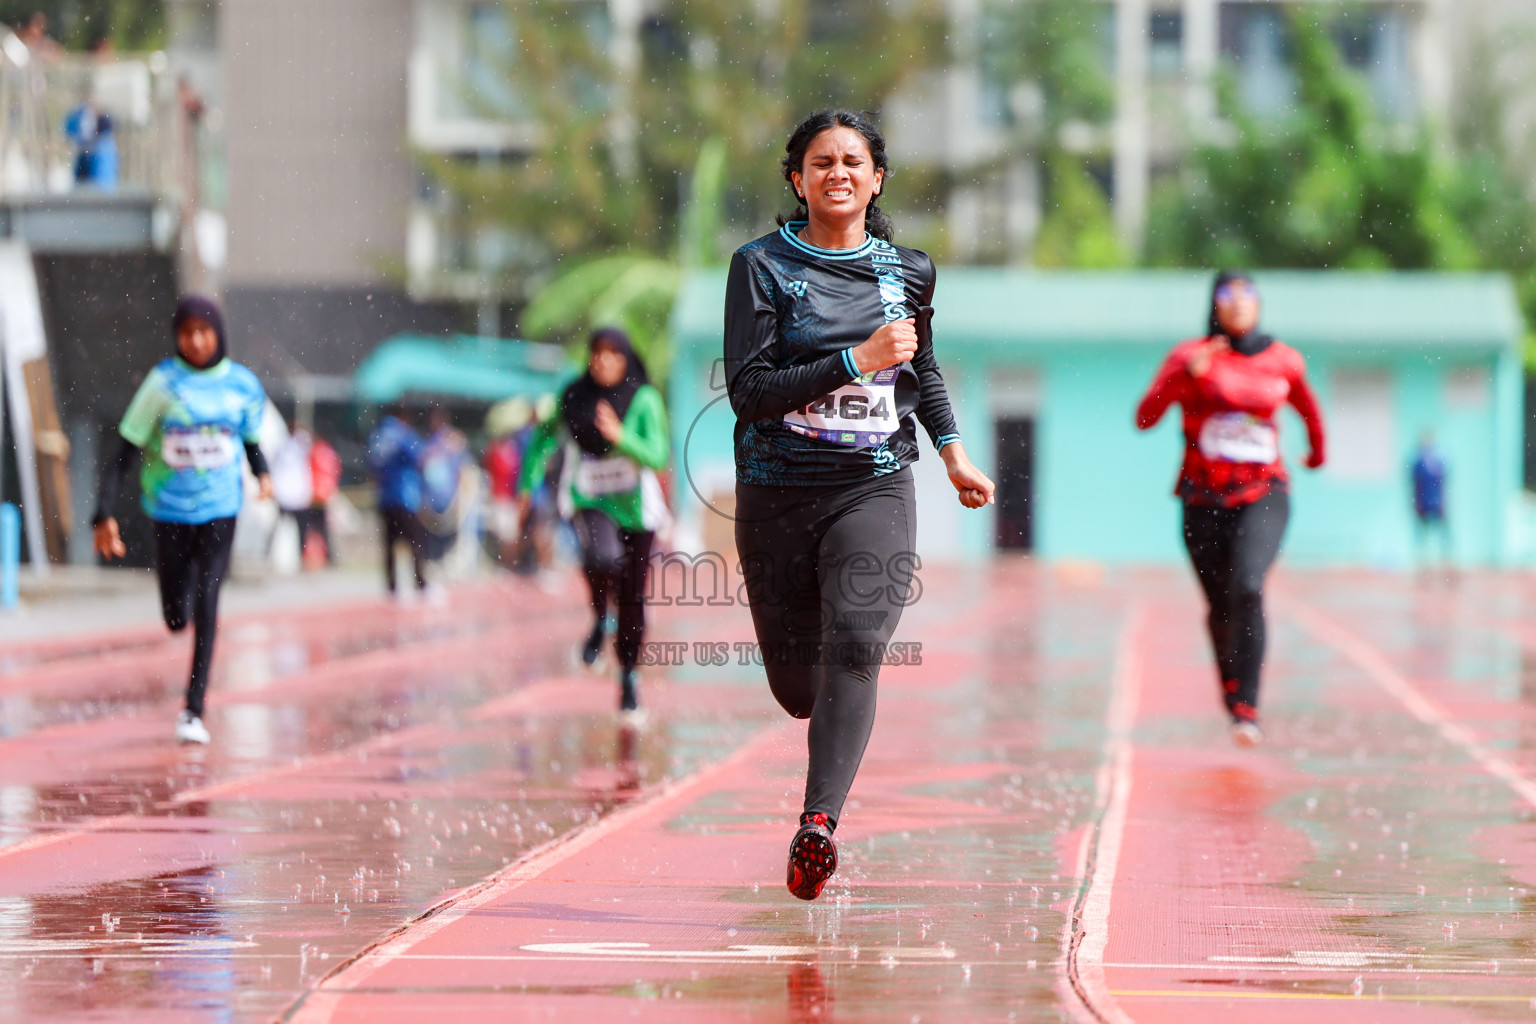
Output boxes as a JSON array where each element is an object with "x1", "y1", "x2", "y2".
[
  {"x1": 1219, "y1": 3, "x2": 1296, "y2": 118},
  {"x1": 1333, "y1": 9, "x2": 1414, "y2": 120},
  {"x1": 1217, "y1": 3, "x2": 1414, "y2": 121},
  {"x1": 426, "y1": 1, "x2": 523, "y2": 125},
  {"x1": 808, "y1": 0, "x2": 866, "y2": 43},
  {"x1": 1328, "y1": 369, "x2": 1396, "y2": 481},
  {"x1": 1150, "y1": 10, "x2": 1183, "y2": 78},
  {"x1": 1445, "y1": 366, "x2": 1490, "y2": 410}
]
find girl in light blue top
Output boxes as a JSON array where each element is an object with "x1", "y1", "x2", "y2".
[{"x1": 93, "y1": 296, "x2": 272, "y2": 745}]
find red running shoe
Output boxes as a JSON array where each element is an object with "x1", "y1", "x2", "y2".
[{"x1": 787, "y1": 813, "x2": 838, "y2": 901}]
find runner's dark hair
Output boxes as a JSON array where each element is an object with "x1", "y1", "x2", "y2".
[{"x1": 776, "y1": 109, "x2": 893, "y2": 242}]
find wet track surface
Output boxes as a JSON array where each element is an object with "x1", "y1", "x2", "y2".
[{"x1": 5, "y1": 565, "x2": 1536, "y2": 1020}]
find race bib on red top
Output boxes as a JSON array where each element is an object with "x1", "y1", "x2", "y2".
[
  {"x1": 782, "y1": 367, "x2": 901, "y2": 447},
  {"x1": 1198, "y1": 412, "x2": 1278, "y2": 464},
  {"x1": 576, "y1": 453, "x2": 640, "y2": 496},
  {"x1": 162, "y1": 427, "x2": 236, "y2": 471}
]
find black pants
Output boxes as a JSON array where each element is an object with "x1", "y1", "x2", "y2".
[
  {"x1": 279, "y1": 507, "x2": 327, "y2": 564},
  {"x1": 382, "y1": 507, "x2": 427, "y2": 592},
  {"x1": 1182, "y1": 489, "x2": 1290, "y2": 721},
  {"x1": 736, "y1": 470, "x2": 917, "y2": 829},
  {"x1": 291, "y1": 507, "x2": 331, "y2": 564},
  {"x1": 574, "y1": 508, "x2": 655, "y2": 671},
  {"x1": 154, "y1": 517, "x2": 237, "y2": 718}
]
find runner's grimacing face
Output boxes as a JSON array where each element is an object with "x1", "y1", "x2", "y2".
[
  {"x1": 589, "y1": 343, "x2": 626, "y2": 388},
  {"x1": 177, "y1": 317, "x2": 218, "y2": 368},
  {"x1": 1214, "y1": 282, "x2": 1260, "y2": 338},
  {"x1": 792, "y1": 127, "x2": 884, "y2": 225}
]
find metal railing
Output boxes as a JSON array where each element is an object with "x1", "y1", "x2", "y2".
[{"x1": 0, "y1": 37, "x2": 192, "y2": 204}]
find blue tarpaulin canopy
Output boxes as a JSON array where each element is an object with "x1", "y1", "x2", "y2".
[{"x1": 354, "y1": 334, "x2": 572, "y2": 403}]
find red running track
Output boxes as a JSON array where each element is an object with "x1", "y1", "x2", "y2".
[{"x1": 7, "y1": 566, "x2": 1536, "y2": 1021}]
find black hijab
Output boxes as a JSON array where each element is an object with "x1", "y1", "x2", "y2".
[
  {"x1": 173, "y1": 294, "x2": 227, "y2": 369},
  {"x1": 1207, "y1": 270, "x2": 1273, "y2": 356},
  {"x1": 562, "y1": 327, "x2": 648, "y2": 456}
]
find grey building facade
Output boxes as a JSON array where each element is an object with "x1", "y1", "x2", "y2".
[{"x1": 216, "y1": 0, "x2": 459, "y2": 397}]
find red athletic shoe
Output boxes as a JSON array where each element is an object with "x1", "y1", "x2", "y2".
[{"x1": 786, "y1": 813, "x2": 838, "y2": 901}]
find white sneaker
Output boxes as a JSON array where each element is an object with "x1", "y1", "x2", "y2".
[
  {"x1": 1230, "y1": 721, "x2": 1262, "y2": 748},
  {"x1": 175, "y1": 710, "x2": 211, "y2": 745},
  {"x1": 618, "y1": 706, "x2": 649, "y2": 729}
]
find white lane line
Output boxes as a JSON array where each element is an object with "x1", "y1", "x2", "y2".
[
  {"x1": 282, "y1": 719, "x2": 795, "y2": 1024},
  {"x1": 1104, "y1": 963, "x2": 1515, "y2": 975},
  {"x1": 514, "y1": 941, "x2": 957, "y2": 960},
  {"x1": 1285, "y1": 598, "x2": 1536, "y2": 810},
  {"x1": 1064, "y1": 604, "x2": 1142, "y2": 1024}
]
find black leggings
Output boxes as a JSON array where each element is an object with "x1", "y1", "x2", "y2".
[
  {"x1": 154, "y1": 517, "x2": 237, "y2": 718},
  {"x1": 736, "y1": 470, "x2": 917, "y2": 829},
  {"x1": 574, "y1": 508, "x2": 654, "y2": 671},
  {"x1": 1182, "y1": 489, "x2": 1289, "y2": 721},
  {"x1": 382, "y1": 507, "x2": 427, "y2": 592}
]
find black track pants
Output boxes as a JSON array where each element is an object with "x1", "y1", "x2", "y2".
[
  {"x1": 382, "y1": 507, "x2": 427, "y2": 592},
  {"x1": 154, "y1": 517, "x2": 237, "y2": 718},
  {"x1": 1182, "y1": 489, "x2": 1289, "y2": 720},
  {"x1": 574, "y1": 508, "x2": 654, "y2": 671},
  {"x1": 735, "y1": 470, "x2": 917, "y2": 829}
]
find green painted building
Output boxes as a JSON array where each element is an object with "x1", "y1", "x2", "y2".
[{"x1": 670, "y1": 270, "x2": 1526, "y2": 566}]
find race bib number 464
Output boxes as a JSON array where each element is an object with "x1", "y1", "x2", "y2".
[
  {"x1": 783, "y1": 367, "x2": 900, "y2": 447},
  {"x1": 1198, "y1": 412, "x2": 1278, "y2": 464}
]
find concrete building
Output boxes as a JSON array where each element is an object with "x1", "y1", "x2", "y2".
[
  {"x1": 170, "y1": 0, "x2": 1535, "y2": 493},
  {"x1": 185, "y1": 0, "x2": 1530, "y2": 347},
  {"x1": 193, "y1": 0, "x2": 647, "y2": 398},
  {"x1": 887, "y1": 0, "x2": 1465, "y2": 262},
  {"x1": 210, "y1": 0, "x2": 460, "y2": 403},
  {"x1": 670, "y1": 269, "x2": 1526, "y2": 567}
]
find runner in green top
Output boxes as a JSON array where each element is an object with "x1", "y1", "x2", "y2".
[{"x1": 519, "y1": 328, "x2": 669, "y2": 716}]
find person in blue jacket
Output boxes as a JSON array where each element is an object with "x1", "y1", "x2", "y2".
[
  {"x1": 1410, "y1": 432, "x2": 1450, "y2": 567},
  {"x1": 65, "y1": 99, "x2": 118, "y2": 189},
  {"x1": 368, "y1": 404, "x2": 428, "y2": 596}
]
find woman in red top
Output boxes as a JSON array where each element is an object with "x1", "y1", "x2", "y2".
[{"x1": 1136, "y1": 271, "x2": 1326, "y2": 746}]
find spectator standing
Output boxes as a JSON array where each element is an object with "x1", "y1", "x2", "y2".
[
  {"x1": 64, "y1": 98, "x2": 117, "y2": 188},
  {"x1": 1411, "y1": 432, "x2": 1450, "y2": 568},
  {"x1": 419, "y1": 408, "x2": 470, "y2": 564},
  {"x1": 308, "y1": 432, "x2": 341, "y2": 567},
  {"x1": 483, "y1": 408, "x2": 528, "y2": 568},
  {"x1": 367, "y1": 405, "x2": 427, "y2": 597},
  {"x1": 269, "y1": 425, "x2": 314, "y2": 569},
  {"x1": 16, "y1": 12, "x2": 59, "y2": 60}
]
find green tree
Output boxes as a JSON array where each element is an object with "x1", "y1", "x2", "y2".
[
  {"x1": 1144, "y1": 6, "x2": 1530, "y2": 276},
  {"x1": 982, "y1": 0, "x2": 1124, "y2": 267},
  {"x1": 431, "y1": 0, "x2": 947, "y2": 371},
  {"x1": 518, "y1": 135, "x2": 728, "y2": 383}
]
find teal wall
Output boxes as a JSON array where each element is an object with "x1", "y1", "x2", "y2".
[
  {"x1": 1024, "y1": 346, "x2": 1515, "y2": 566},
  {"x1": 670, "y1": 269, "x2": 1525, "y2": 567}
]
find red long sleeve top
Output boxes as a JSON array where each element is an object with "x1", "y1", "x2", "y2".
[{"x1": 1136, "y1": 336, "x2": 1326, "y2": 508}]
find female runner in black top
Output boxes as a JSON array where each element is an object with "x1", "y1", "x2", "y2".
[{"x1": 725, "y1": 109, "x2": 995, "y2": 900}]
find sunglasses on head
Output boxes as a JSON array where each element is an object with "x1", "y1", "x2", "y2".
[{"x1": 1215, "y1": 281, "x2": 1257, "y2": 303}]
